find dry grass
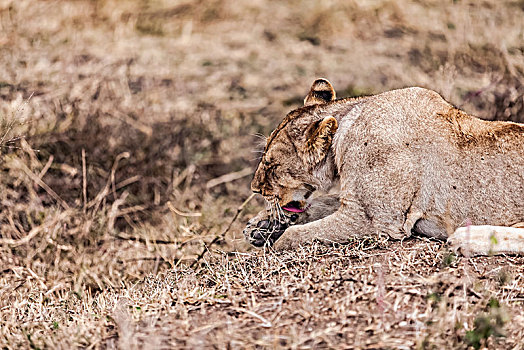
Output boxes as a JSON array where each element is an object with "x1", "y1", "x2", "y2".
[{"x1": 1, "y1": 0, "x2": 523, "y2": 348}]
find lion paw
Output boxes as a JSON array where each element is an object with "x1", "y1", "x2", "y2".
[{"x1": 243, "y1": 212, "x2": 298, "y2": 247}]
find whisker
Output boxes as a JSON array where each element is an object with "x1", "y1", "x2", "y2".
[
  {"x1": 250, "y1": 133, "x2": 268, "y2": 141},
  {"x1": 277, "y1": 204, "x2": 286, "y2": 223},
  {"x1": 269, "y1": 205, "x2": 277, "y2": 234},
  {"x1": 273, "y1": 201, "x2": 279, "y2": 223},
  {"x1": 264, "y1": 199, "x2": 273, "y2": 222},
  {"x1": 275, "y1": 202, "x2": 283, "y2": 223},
  {"x1": 269, "y1": 202, "x2": 275, "y2": 222}
]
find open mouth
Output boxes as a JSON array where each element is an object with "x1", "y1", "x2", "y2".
[{"x1": 282, "y1": 201, "x2": 307, "y2": 213}]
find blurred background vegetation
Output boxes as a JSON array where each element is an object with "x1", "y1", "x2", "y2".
[{"x1": 0, "y1": 0, "x2": 523, "y2": 347}]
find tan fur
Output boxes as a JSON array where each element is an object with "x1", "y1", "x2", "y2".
[{"x1": 249, "y1": 80, "x2": 524, "y2": 255}]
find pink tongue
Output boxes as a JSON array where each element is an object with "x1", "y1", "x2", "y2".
[{"x1": 282, "y1": 206, "x2": 305, "y2": 213}]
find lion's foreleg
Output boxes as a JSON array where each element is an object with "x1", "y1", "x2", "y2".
[{"x1": 272, "y1": 207, "x2": 363, "y2": 250}]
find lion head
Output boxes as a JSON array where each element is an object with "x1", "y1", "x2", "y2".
[{"x1": 251, "y1": 79, "x2": 339, "y2": 212}]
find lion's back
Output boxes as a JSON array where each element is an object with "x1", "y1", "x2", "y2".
[{"x1": 334, "y1": 86, "x2": 524, "y2": 229}]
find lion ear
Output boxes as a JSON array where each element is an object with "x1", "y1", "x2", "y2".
[
  {"x1": 304, "y1": 79, "x2": 336, "y2": 106},
  {"x1": 306, "y1": 116, "x2": 338, "y2": 160}
]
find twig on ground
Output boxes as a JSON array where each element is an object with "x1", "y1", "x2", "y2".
[
  {"x1": 167, "y1": 201, "x2": 202, "y2": 217},
  {"x1": 190, "y1": 193, "x2": 255, "y2": 269},
  {"x1": 87, "y1": 151, "x2": 130, "y2": 214},
  {"x1": 0, "y1": 212, "x2": 68, "y2": 246},
  {"x1": 114, "y1": 233, "x2": 180, "y2": 246},
  {"x1": 206, "y1": 167, "x2": 253, "y2": 189},
  {"x1": 82, "y1": 148, "x2": 87, "y2": 213},
  {"x1": 37, "y1": 155, "x2": 53, "y2": 180},
  {"x1": 11, "y1": 157, "x2": 70, "y2": 210},
  {"x1": 117, "y1": 256, "x2": 175, "y2": 264}
]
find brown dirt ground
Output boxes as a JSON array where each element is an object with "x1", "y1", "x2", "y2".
[{"x1": 1, "y1": 0, "x2": 524, "y2": 348}]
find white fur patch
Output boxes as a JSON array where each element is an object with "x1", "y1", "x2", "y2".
[{"x1": 449, "y1": 225, "x2": 524, "y2": 256}]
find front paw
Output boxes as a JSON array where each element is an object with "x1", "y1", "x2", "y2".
[
  {"x1": 273, "y1": 226, "x2": 303, "y2": 250},
  {"x1": 243, "y1": 217, "x2": 289, "y2": 247}
]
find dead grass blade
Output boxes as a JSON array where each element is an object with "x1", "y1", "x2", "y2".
[
  {"x1": 9, "y1": 157, "x2": 70, "y2": 210},
  {"x1": 0, "y1": 211, "x2": 69, "y2": 246}
]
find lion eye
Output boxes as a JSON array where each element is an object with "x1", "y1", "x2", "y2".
[{"x1": 263, "y1": 160, "x2": 271, "y2": 166}]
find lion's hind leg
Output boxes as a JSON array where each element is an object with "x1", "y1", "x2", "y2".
[{"x1": 449, "y1": 225, "x2": 524, "y2": 256}]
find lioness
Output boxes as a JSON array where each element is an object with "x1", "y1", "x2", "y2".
[{"x1": 245, "y1": 79, "x2": 524, "y2": 255}]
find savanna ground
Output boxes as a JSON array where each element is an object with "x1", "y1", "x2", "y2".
[{"x1": 1, "y1": 0, "x2": 524, "y2": 348}]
